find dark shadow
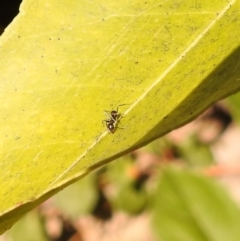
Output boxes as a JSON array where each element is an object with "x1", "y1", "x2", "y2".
[{"x1": 0, "y1": 0, "x2": 22, "y2": 28}]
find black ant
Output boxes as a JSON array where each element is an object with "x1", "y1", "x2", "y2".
[{"x1": 103, "y1": 104, "x2": 130, "y2": 133}]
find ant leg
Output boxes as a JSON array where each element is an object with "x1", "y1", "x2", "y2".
[
  {"x1": 115, "y1": 121, "x2": 127, "y2": 129},
  {"x1": 116, "y1": 103, "x2": 132, "y2": 118},
  {"x1": 115, "y1": 103, "x2": 130, "y2": 113},
  {"x1": 117, "y1": 125, "x2": 127, "y2": 129},
  {"x1": 104, "y1": 112, "x2": 117, "y2": 123},
  {"x1": 104, "y1": 110, "x2": 111, "y2": 113},
  {"x1": 104, "y1": 110, "x2": 111, "y2": 117},
  {"x1": 105, "y1": 103, "x2": 132, "y2": 115},
  {"x1": 102, "y1": 119, "x2": 109, "y2": 126},
  {"x1": 116, "y1": 103, "x2": 132, "y2": 108}
]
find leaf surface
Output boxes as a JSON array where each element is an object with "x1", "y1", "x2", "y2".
[{"x1": 1, "y1": 0, "x2": 240, "y2": 233}]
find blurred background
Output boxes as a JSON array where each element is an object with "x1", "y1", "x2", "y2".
[{"x1": 1, "y1": 2, "x2": 240, "y2": 241}]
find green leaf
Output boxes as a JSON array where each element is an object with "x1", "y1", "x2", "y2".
[
  {"x1": 178, "y1": 135, "x2": 214, "y2": 167},
  {"x1": 227, "y1": 92, "x2": 240, "y2": 122},
  {"x1": 52, "y1": 173, "x2": 98, "y2": 219},
  {"x1": 1, "y1": 0, "x2": 240, "y2": 233},
  {"x1": 6, "y1": 210, "x2": 48, "y2": 241},
  {"x1": 107, "y1": 156, "x2": 147, "y2": 214},
  {"x1": 152, "y1": 167, "x2": 240, "y2": 241}
]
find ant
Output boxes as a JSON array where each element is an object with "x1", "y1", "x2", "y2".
[{"x1": 103, "y1": 104, "x2": 130, "y2": 133}]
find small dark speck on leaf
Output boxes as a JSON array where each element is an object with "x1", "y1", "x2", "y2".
[{"x1": 135, "y1": 61, "x2": 139, "y2": 64}]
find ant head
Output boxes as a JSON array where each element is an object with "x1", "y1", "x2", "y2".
[
  {"x1": 111, "y1": 110, "x2": 120, "y2": 120},
  {"x1": 111, "y1": 110, "x2": 118, "y2": 115}
]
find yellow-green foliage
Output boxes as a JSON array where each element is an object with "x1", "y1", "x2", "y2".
[{"x1": 0, "y1": 0, "x2": 240, "y2": 233}]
